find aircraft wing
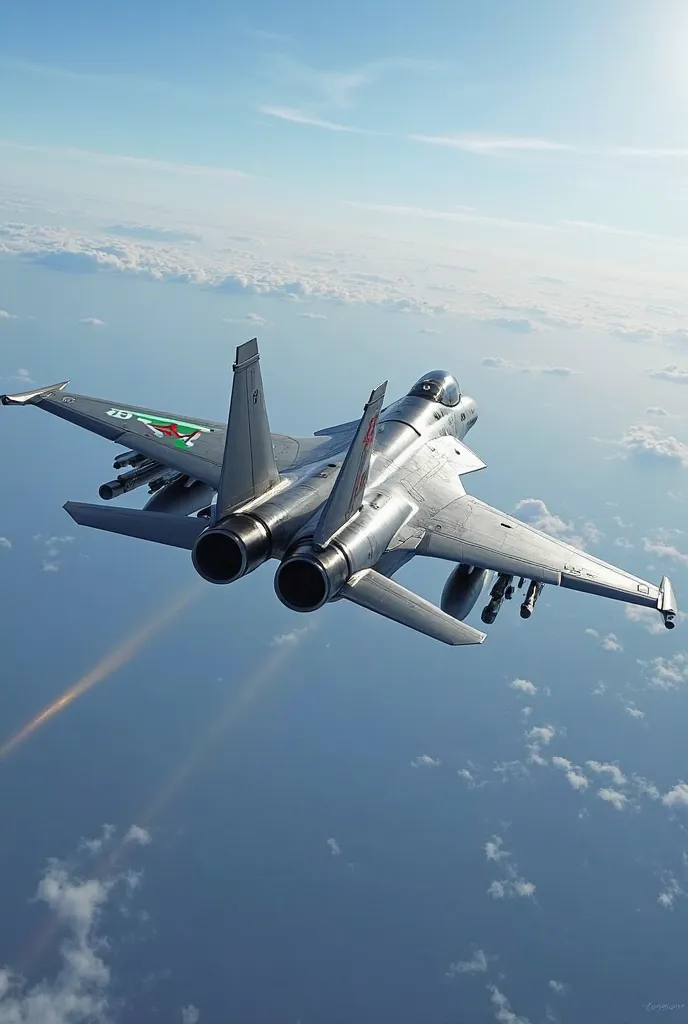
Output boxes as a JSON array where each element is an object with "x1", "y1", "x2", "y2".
[
  {"x1": 0, "y1": 380, "x2": 355, "y2": 488},
  {"x1": 415, "y1": 492, "x2": 677, "y2": 624}
]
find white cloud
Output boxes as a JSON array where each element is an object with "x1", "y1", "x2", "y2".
[
  {"x1": 485, "y1": 836, "x2": 510, "y2": 862},
  {"x1": 410, "y1": 754, "x2": 441, "y2": 768},
  {"x1": 0, "y1": 825, "x2": 150, "y2": 1024},
  {"x1": 648, "y1": 364, "x2": 688, "y2": 384},
  {"x1": 642, "y1": 537, "x2": 688, "y2": 566},
  {"x1": 259, "y1": 105, "x2": 380, "y2": 135},
  {"x1": 586, "y1": 760, "x2": 627, "y2": 787},
  {"x1": 485, "y1": 836, "x2": 536, "y2": 901},
  {"x1": 643, "y1": 653, "x2": 688, "y2": 691},
  {"x1": 124, "y1": 824, "x2": 151, "y2": 846},
  {"x1": 488, "y1": 984, "x2": 533, "y2": 1024},
  {"x1": 612, "y1": 326, "x2": 655, "y2": 343},
  {"x1": 0, "y1": 309, "x2": 18, "y2": 320},
  {"x1": 484, "y1": 317, "x2": 540, "y2": 333},
  {"x1": 527, "y1": 724, "x2": 557, "y2": 747},
  {"x1": 551, "y1": 756, "x2": 590, "y2": 791},
  {"x1": 78, "y1": 317, "x2": 105, "y2": 326},
  {"x1": 586, "y1": 628, "x2": 623, "y2": 651},
  {"x1": 509, "y1": 678, "x2": 537, "y2": 695},
  {"x1": 446, "y1": 949, "x2": 489, "y2": 976},
  {"x1": 223, "y1": 312, "x2": 266, "y2": 325},
  {"x1": 662, "y1": 782, "x2": 688, "y2": 807},
  {"x1": 482, "y1": 356, "x2": 577, "y2": 375},
  {"x1": 658, "y1": 873, "x2": 685, "y2": 909},
  {"x1": 5, "y1": 367, "x2": 34, "y2": 386},
  {"x1": 326, "y1": 837, "x2": 341, "y2": 857},
  {"x1": 597, "y1": 787, "x2": 628, "y2": 810},
  {"x1": 514, "y1": 498, "x2": 589, "y2": 549},
  {"x1": 624, "y1": 702, "x2": 646, "y2": 720},
  {"x1": 32, "y1": 532, "x2": 75, "y2": 571},
  {"x1": 632, "y1": 774, "x2": 660, "y2": 800},
  {"x1": 270, "y1": 627, "x2": 310, "y2": 646},
  {"x1": 548, "y1": 980, "x2": 568, "y2": 995},
  {"x1": 0, "y1": 538, "x2": 11, "y2": 551},
  {"x1": 646, "y1": 406, "x2": 670, "y2": 416},
  {"x1": 457, "y1": 766, "x2": 487, "y2": 789},
  {"x1": 625, "y1": 604, "x2": 669, "y2": 635},
  {"x1": 181, "y1": 1007, "x2": 200, "y2": 1024},
  {"x1": 78, "y1": 824, "x2": 115, "y2": 856},
  {"x1": 410, "y1": 134, "x2": 573, "y2": 154},
  {"x1": 614, "y1": 424, "x2": 688, "y2": 467},
  {"x1": 297, "y1": 312, "x2": 328, "y2": 319}
]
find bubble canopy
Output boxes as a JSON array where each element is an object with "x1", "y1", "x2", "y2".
[{"x1": 407, "y1": 371, "x2": 461, "y2": 408}]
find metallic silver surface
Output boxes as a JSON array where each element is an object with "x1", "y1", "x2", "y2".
[
  {"x1": 3, "y1": 346, "x2": 678, "y2": 644},
  {"x1": 216, "y1": 337, "x2": 280, "y2": 515},
  {"x1": 192, "y1": 461, "x2": 342, "y2": 584},
  {"x1": 275, "y1": 491, "x2": 414, "y2": 612},
  {"x1": 441, "y1": 564, "x2": 491, "y2": 621}
]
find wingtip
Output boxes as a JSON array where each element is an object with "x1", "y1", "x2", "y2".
[{"x1": 1, "y1": 380, "x2": 70, "y2": 406}]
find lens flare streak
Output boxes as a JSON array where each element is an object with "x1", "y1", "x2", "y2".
[{"x1": 0, "y1": 584, "x2": 203, "y2": 761}]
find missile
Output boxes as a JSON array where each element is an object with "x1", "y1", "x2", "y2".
[
  {"x1": 520, "y1": 580, "x2": 544, "y2": 619},
  {"x1": 113, "y1": 450, "x2": 149, "y2": 471},
  {"x1": 99, "y1": 461, "x2": 165, "y2": 500},
  {"x1": 147, "y1": 470, "x2": 183, "y2": 494}
]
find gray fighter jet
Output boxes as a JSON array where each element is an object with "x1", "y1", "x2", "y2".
[{"x1": 1, "y1": 339, "x2": 677, "y2": 645}]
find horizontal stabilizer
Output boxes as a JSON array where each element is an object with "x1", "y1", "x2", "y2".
[
  {"x1": 64, "y1": 502, "x2": 205, "y2": 549},
  {"x1": 217, "y1": 338, "x2": 280, "y2": 516},
  {"x1": 341, "y1": 569, "x2": 486, "y2": 646},
  {"x1": 313, "y1": 381, "x2": 387, "y2": 547}
]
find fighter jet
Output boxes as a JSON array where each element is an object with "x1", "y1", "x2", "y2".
[{"x1": 1, "y1": 339, "x2": 677, "y2": 645}]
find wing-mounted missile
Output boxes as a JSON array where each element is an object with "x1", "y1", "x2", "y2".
[
  {"x1": 98, "y1": 460, "x2": 165, "y2": 500},
  {"x1": 113, "y1": 450, "x2": 149, "y2": 471}
]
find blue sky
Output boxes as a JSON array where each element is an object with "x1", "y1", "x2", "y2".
[
  {"x1": 3, "y1": 3, "x2": 688, "y2": 1023},
  {"x1": 5, "y1": 0, "x2": 688, "y2": 250}
]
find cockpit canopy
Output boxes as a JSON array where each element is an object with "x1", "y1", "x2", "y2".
[{"x1": 408, "y1": 371, "x2": 461, "y2": 408}]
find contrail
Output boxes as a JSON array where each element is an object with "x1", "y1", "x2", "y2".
[{"x1": 0, "y1": 583, "x2": 204, "y2": 761}]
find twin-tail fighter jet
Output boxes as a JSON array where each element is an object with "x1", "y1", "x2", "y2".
[{"x1": 1, "y1": 339, "x2": 677, "y2": 645}]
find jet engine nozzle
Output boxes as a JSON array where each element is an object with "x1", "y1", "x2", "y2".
[
  {"x1": 274, "y1": 543, "x2": 349, "y2": 613},
  {"x1": 192, "y1": 513, "x2": 270, "y2": 585}
]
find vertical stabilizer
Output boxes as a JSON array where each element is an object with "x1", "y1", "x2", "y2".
[
  {"x1": 216, "y1": 338, "x2": 279, "y2": 515},
  {"x1": 313, "y1": 381, "x2": 387, "y2": 547}
]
